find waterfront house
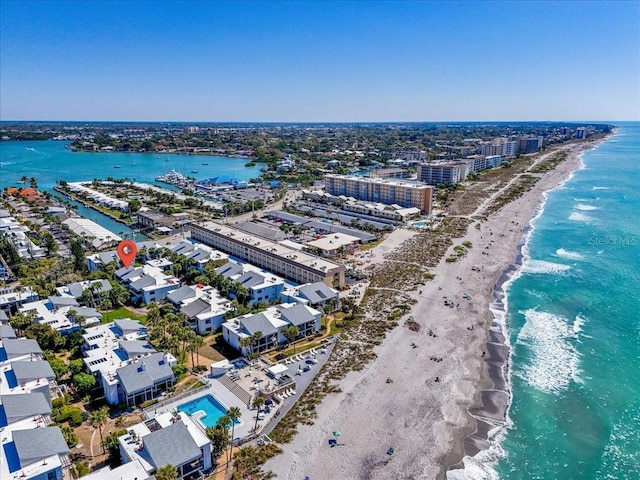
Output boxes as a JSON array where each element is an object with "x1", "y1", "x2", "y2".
[
  {"x1": 118, "y1": 411, "x2": 212, "y2": 479},
  {"x1": 222, "y1": 303, "x2": 321, "y2": 355},
  {"x1": 279, "y1": 281, "x2": 339, "y2": 310},
  {"x1": 136, "y1": 210, "x2": 175, "y2": 231}
]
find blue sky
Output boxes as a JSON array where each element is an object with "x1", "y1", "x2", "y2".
[{"x1": 1, "y1": 0, "x2": 638, "y2": 121}]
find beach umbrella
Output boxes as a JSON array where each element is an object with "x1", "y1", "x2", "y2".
[{"x1": 332, "y1": 430, "x2": 341, "y2": 437}]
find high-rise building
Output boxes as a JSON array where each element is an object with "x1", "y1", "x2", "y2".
[
  {"x1": 416, "y1": 162, "x2": 468, "y2": 185},
  {"x1": 518, "y1": 136, "x2": 544, "y2": 154},
  {"x1": 323, "y1": 175, "x2": 433, "y2": 213}
]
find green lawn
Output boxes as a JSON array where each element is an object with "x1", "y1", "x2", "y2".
[{"x1": 101, "y1": 307, "x2": 147, "y2": 324}]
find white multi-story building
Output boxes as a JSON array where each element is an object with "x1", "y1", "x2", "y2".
[
  {"x1": 0, "y1": 213, "x2": 45, "y2": 259},
  {"x1": 323, "y1": 174, "x2": 434, "y2": 213},
  {"x1": 190, "y1": 223, "x2": 345, "y2": 288},
  {"x1": 169, "y1": 240, "x2": 228, "y2": 272},
  {"x1": 167, "y1": 285, "x2": 233, "y2": 334},
  {"x1": 417, "y1": 162, "x2": 468, "y2": 185},
  {"x1": 118, "y1": 411, "x2": 212, "y2": 479},
  {"x1": 222, "y1": 303, "x2": 321, "y2": 355},
  {"x1": 18, "y1": 298, "x2": 90, "y2": 335},
  {"x1": 500, "y1": 140, "x2": 519, "y2": 157},
  {"x1": 115, "y1": 264, "x2": 179, "y2": 304},
  {"x1": 216, "y1": 261, "x2": 286, "y2": 306},
  {"x1": 81, "y1": 319, "x2": 177, "y2": 405}
]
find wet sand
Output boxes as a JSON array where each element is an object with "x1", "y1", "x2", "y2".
[{"x1": 265, "y1": 140, "x2": 605, "y2": 480}]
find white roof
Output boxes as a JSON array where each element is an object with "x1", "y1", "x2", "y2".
[
  {"x1": 267, "y1": 363, "x2": 288, "y2": 375},
  {"x1": 79, "y1": 459, "x2": 150, "y2": 480},
  {"x1": 278, "y1": 239, "x2": 304, "y2": 250},
  {"x1": 306, "y1": 232, "x2": 361, "y2": 251},
  {"x1": 62, "y1": 217, "x2": 121, "y2": 247}
]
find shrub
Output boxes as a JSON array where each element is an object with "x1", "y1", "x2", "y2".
[
  {"x1": 61, "y1": 426, "x2": 78, "y2": 448},
  {"x1": 171, "y1": 364, "x2": 188, "y2": 380},
  {"x1": 55, "y1": 405, "x2": 84, "y2": 426},
  {"x1": 52, "y1": 396, "x2": 68, "y2": 409}
]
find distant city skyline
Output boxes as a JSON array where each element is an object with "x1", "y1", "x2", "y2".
[{"x1": 1, "y1": 0, "x2": 638, "y2": 122}]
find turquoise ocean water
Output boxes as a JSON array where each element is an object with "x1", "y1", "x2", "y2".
[
  {"x1": 451, "y1": 123, "x2": 640, "y2": 480},
  {"x1": 0, "y1": 140, "x2": 263, "y2": 237}
]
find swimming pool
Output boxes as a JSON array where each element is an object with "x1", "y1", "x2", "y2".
[{"x1": 177, "y1": 394, "x2": 241, "y2": 429}]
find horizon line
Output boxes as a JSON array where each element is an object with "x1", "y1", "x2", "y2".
[{"x1": 0, "y1": 119, "x2": 632, "y2": 124}]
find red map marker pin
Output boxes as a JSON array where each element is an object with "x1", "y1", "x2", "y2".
[{"x1": 117, "y1": 240, "x2": 138, "y2": 269}]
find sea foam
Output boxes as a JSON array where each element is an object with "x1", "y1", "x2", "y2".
[
  {"x1": 556, "y1": 248, "x2": 584, "y2": 260},
  {"x1": 515, "y1": 309, "x2": 582, "y2": 394},
  {"x1": 575, "y1": 204, "x2": 599, "y2": 211},
  {"x1": 446, "y1": 441, "x2": 506, "y2": 480},
  {"x1": 523, "y1": 259, "x2": 571, "y2": 275},
  {"x1": 569, "y1": 212, "x2": 593, "y2": 222}
]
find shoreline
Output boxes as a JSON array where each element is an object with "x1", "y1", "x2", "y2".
[
  {"x1": 446, "y1": 134, "x2": 612, "y2": 478},
  {"x1": 264, "y1": 137, "x2": 611, "y2": 480}
]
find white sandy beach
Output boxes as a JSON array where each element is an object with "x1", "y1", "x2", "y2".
[{"x1": 264, "y1": 141, "x2": 602, "y2": 480}]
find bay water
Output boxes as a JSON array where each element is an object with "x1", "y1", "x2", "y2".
[{"x1": 0, "y1": 140, "x2": 263, "y2": 237}]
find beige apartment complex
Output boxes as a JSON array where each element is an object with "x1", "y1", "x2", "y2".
[
  {"x1": 323, "y1": 174, "x2": 433, "y2": 213},
  {"x1": 190, "y1": 222, "x2": 345, "y2": 288}
]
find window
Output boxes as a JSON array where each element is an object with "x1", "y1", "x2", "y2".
[{"x1": 48, "y1": 471, "x2": 58, "y2": 480}]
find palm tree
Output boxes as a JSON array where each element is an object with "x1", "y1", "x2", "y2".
[
  {"x1": 250, "y1": 331, "x2": 263, "y2": 354},
  {"x1": 193, "y1": 335, "x2": 204, "y2": 366},
  {"x1": 216, "y1": 414, "x2": 232, "y2": 468},
  {"x1": 147, "y1": 301, "x2": 161, "y2": 325},
  {"x1": 252, "y1": 396, "x2": 265, "y2": 431},
  {"x1": 226, "y1": 407, "x2": 242, "y2": 463},
  {"x1": 89, "y1": 406, "x2": 109, "y2": 453},
  {"x1": 282, "y1": 325, "x2": 300, "y2": 354},
  {"x1": 154, "y1": 464, "x2": 178, "y2": 480},
  {"x1": 205, "y1": 425, "x2": 229, "y2": 466},
  {"x1": 239, "y1": 336, "x2": 252, "y2": 356},
  {"x1": 186, "y1": 338, "x2": 198, "y2": 368}
]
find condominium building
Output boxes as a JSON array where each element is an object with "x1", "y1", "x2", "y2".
[
  {"x1": 323, "y1": 174, "x2": 433, "y2": 213},
  {"x1": 417, "y1": 162, "x2": 468, "y2": 185},
  {"x1": 518, "y1": 136, "x2": 544, "y2": 154},
  {"x1": 190, "y1": 222, "x2": 345, "y2": 288}
]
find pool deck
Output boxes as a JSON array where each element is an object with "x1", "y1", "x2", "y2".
[
  {"x1": 142, "y1": 337, "x2": 337, "y2": 443},
  {"x1": 143, "y1": 377, "x2": 257, "y2": 441}
]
